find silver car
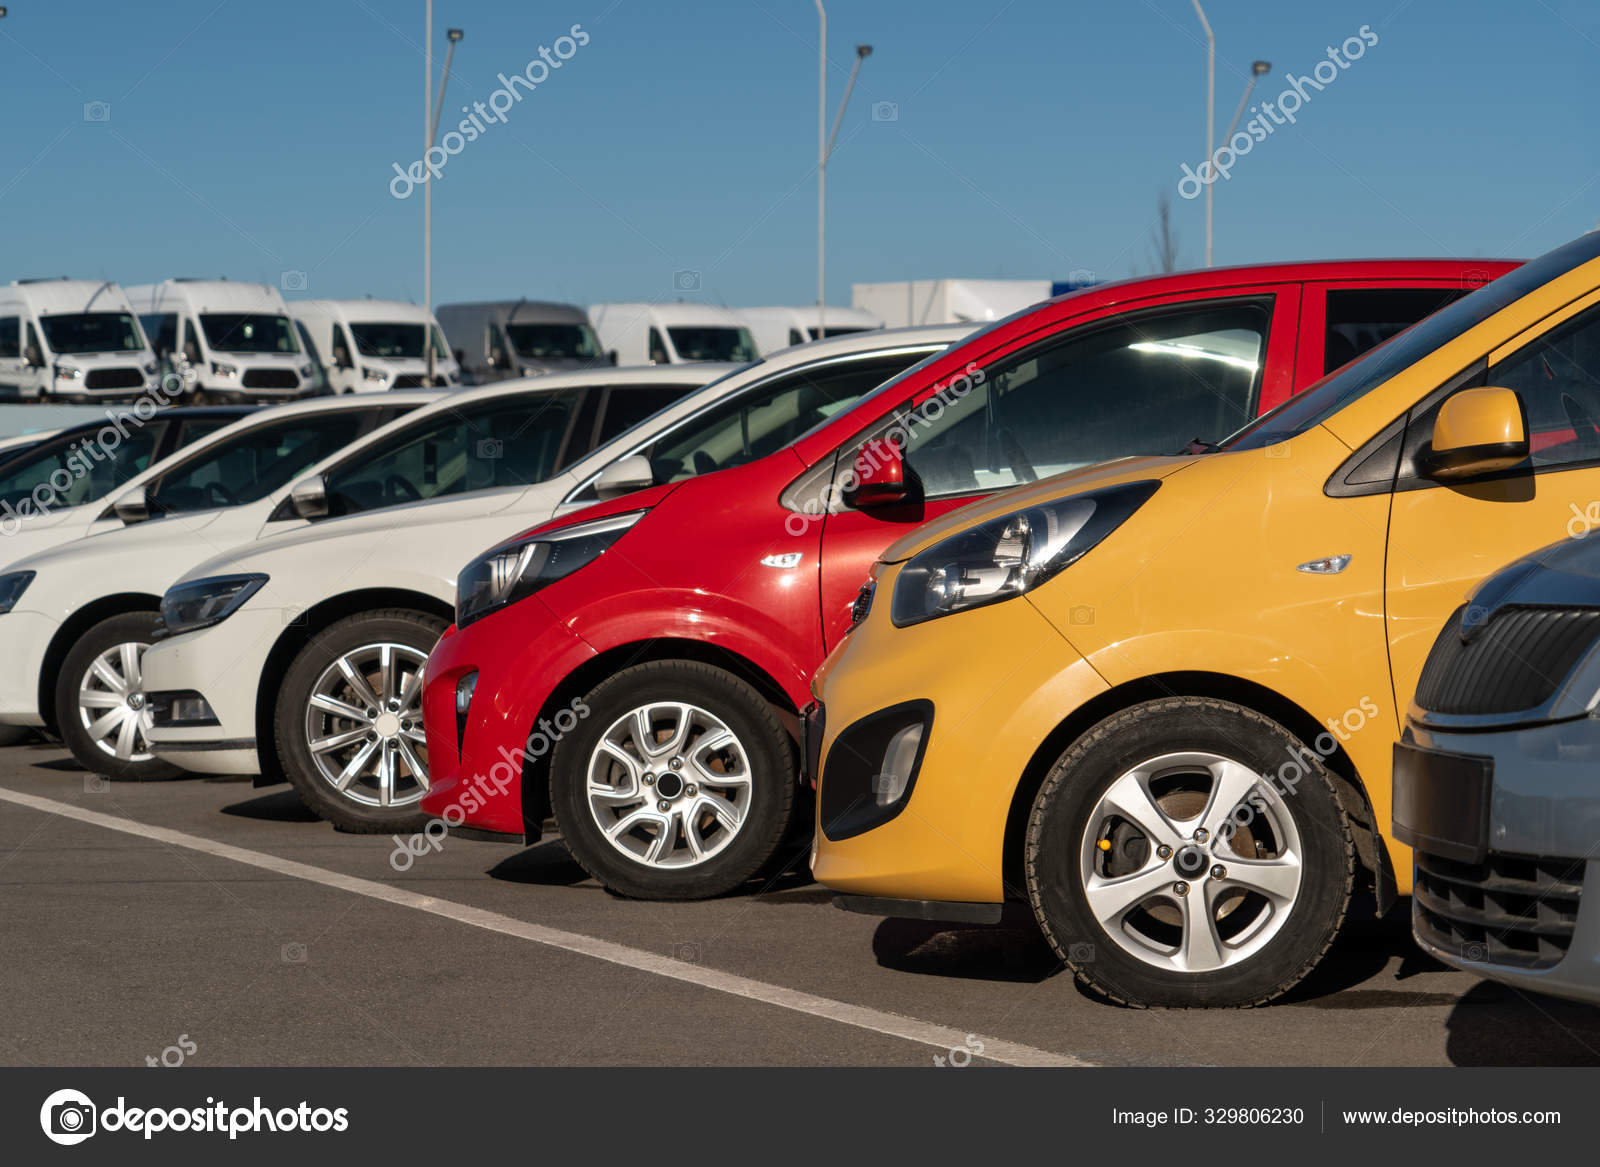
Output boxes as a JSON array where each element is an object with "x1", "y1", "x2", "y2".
[{"x1": 1394, "y1": 533, "x2": 1600, "y2": 1004}]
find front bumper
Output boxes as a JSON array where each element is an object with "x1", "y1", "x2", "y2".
[
  {"x1": 143, "y1": 604, "x2": 287, "y2": 775},
  {"x1": 809, "y1": 579, "x2": 1109, "y2": 906},
  {"x1": 1398, "y1": 717, "x2": 1600, "y2": 1003},
  {"x1": 0, "y1": 610, "x2": 60, "y2": 726},
  {"x1": 419, "y1": 594, "x2": 597, "y2": 837}
]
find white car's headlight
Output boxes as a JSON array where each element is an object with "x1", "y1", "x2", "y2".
[
  {"x1": 456, "y1": 511, "x2": 645, "y2": 629},
  {"x1": 889, "y1": 481, "x2": 1159, "y2": 628},
  {"x1": 160, "y1": 573, "x2": 268, "y2": 636}
]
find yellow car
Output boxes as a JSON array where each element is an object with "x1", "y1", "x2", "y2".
[{"x1": 809, "y1": 231, "x2": 1600, "y2": 1008}]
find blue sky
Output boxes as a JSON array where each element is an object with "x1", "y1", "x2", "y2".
[{"x1": 4, "y1": 0, "x2": 1595, "y2": 309}]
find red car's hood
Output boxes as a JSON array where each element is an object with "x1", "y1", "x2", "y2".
[{"x1": 499, "y1": 481, "x2": 681, "y2": 546}]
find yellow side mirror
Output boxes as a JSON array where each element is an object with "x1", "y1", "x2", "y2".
[{"x1": 1424, "y1": 386, "x2": 1529, "y2": 480}]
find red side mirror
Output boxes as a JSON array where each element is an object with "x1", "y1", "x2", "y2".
[{"x1": 847, "y1": 439, "x2": 910, "y2": 508}]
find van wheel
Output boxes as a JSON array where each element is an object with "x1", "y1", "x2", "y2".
[
  {"x1": 275, "y1": 609, "x2": 446, "y2": 833},
  {"x1": 1025, "y1": 697, "x2": 1355, "y2": 1008},
  {"x1": 549, "y1": 661, "x2": 796, "y2": 900},
  {"x1": 54, "y1": 611, "x2": 180, "y2": 780}
]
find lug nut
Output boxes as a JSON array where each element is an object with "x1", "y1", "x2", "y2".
[
  {"x1": 685, "y1": 783, "x2": 698, "y2": 797},
  {"x1": 669, "y1": 757, "x2": 684, "y2": 771},
  {"x1": 1156, "y1": 844, "x2": 1173, "y2": 860},
  {"x1": 1173, "y1": 881, "x2": 1189, "y2": 896},
  {"x1": 1193, "y1": 828, "x2": 1209, "y2": 843},
  {"x1": 643, "y1": 774, "x2": 654, "y2": 786},
  {"x1": 656, "y1": 800, "x2": 670, "y2": 812},
  {"x1": 1211, "y1": 864, "x2": 1227, "y2": 880}
]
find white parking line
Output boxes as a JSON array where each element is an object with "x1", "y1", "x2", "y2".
[{"x1": 0, "y1": 785, "x2": 1090, "y2": 1068}]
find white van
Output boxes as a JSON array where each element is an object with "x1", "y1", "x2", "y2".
[
  {"x1": 738, "y1": 305, "x2": 882, "y2": 355},
  {"x1": 589, "y1": 302, "x2": 760, "y2": 366},
  {"x1": 126, "y1": 280, "x2": 315, "y2": 402},
  {"x1": 289, "y1": 299, "x2": 461, "y2": 394},
  {"x1": 0, "y1": 279, "x2": 160, "y2": 401}
]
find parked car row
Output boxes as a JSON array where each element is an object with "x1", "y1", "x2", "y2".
[{"x1": 9, "y1": 239, "x2": 1599, "y2": 1011}]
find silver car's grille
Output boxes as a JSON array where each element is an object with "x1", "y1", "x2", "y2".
[{"x1": 1414, "y1": 849, "x2": 1583, "y2": 970}]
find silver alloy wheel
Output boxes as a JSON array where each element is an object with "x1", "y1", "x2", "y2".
[
  {"x1": 584, "y1": 701, "x2": 752, "y2": 869},
  {"x1": 76, "y1": 641, "x2": 156, "y2": 762},
  {"x1": 302, "y1": 642, "x2": 429, "y2": 809},
  {"x1": 1079, "y1": 750, "x2": 1304, "y2": 974}
]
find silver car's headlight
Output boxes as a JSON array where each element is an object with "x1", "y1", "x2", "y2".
[
  {"x1": 0, "y1": 571, "x2": 35, "y2": 614},
  {"x1": 889, "y1": 481, "x2": 1160, "y2": 628},
  {"x1": 160, "y1": 573, "x2": 268, "y2": 635},
  {"x1": 456, "y1": 511, "x2": 645, "y2": 629}
]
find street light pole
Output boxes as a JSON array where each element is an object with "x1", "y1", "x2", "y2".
[
  {"x1": 423, "y1": 11, "x2": 462, "y2": 387},
  {"x1": 814, "y1": 8, "x2": 871, "y2": 342},
  {"x1": 1225, "y1": 61, "x2": 1271, "y2": 144},
  {"x1": 1191, "y1": 0, "x2": 1214, "y2": 267}
]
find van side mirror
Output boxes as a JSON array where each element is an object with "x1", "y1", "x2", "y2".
[
  {"x1": 1422, "y1": 386, "x2": 1530, "y2": 481},
  {"x1": 593, "y1": 454, "x2": 654, "y2": 501},
  {"x1": 183, "y1": 339, "x2": 201, "y2": 365},
  {"x1": 333, "y1": 344, "x2": 353, "y2": 370},
  {"x1": 607, "y1": 349, "x2": 619, "y2": 366},
  {"x1": 23, "y1": 343, "x2": 43, "y2": 368},
  {"x1": 113, "y1": 485, "x2": 150, "y2": 525},
  {"x1": 844, "y1": 439, "x2": 912, "y2": 508},
  {"x1": 289, "y1": 474, "x2": 329, "y2": 519}
]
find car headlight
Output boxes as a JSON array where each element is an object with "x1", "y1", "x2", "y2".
[
  {"x1": 54, "y1": 366, "x2": 83, "y2": 380},
  {"x1": 456, "y1": 510, "x2": 645, "y2": 629},
  {"x1": 160, "y1": 573, "x2": 268, "y2": 636},
  {"x1": 211, "y1": 360, "x2": 239, "y2": 378},
  {"x1": 889, "y1": 481, "x2": 1160, "y2": 628},
  {"x1": 299, "y1": 364, "x2": 314, "y2": 379},
  {"x1": 362, "y1": 366, "x2": 388, "y2": 383},
  {"x1": 0, "y1": 570, "x2": 35, "y2": 614},
  {"x1": 143, "y1": 360, "x2": 159, "y2": 375}
]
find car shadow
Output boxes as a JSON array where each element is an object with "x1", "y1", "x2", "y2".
[
  {"x1": 1273, "y1": 897, "x2": 1460, "y2": 1008},
  {"x1": 1445, "y1": 980, "x2": 1600, "y2": 1065},
  {"x1": 31, "y1": 755, "x2": 85, "y2": 772},
  {"x1": 220, "y1": 790, "x2": 322, "y2": 823},
  {"x1": 486, "y1": 839, "x2": 594, "y2": 887},
  {"x1": 870, "y1": 916, "x2": 1065, "y2": 985}
]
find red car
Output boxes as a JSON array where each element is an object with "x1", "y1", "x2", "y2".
[{"x1": 421, "y1": 258, "x2": 1518, "y2": 900}]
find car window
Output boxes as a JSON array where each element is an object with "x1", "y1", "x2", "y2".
[
  {"x1": 900, "y1": 299, "x2": 1272, "y2": 498},
  {"x1": 639, "y1": 353, "x2": 925, "y2": 488},
  {"x1": 0, "y1": 316, "x2": 21, "y2": 358},
  {"x1": 594, "y1": 385, "x2": 700, "y2": 446},
  {"x1": 0, "y1": 423, "x2": 164, "y2": 511},
  {"x1": 323, "y1": 391, "x2": 583, "y2": 516},
  {"x1": 667, "y1": 326, "x2": 759, "y2": 363},
  {"x1": 146, "y1": 412, "x2": 373, "y2": 515},
  {"x1": 1485, "y1": 300, "x2": 1600, "y2": 470},
  {"x1": 140, "y1": 313, "x2": 178, "y2": 358},
  {"x1": 648, "y1": 328, "x2": 670, "y2": 365},
  {"x1": 1323, "y1": 287, "x2": 1467, "y2": 374},
  {"x1": 174, "y1": 415, "x2": 240, "y2": 447}
]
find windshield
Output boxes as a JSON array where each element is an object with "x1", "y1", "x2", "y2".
[
  {"x1": 1224, "y1": 234, "x2": 1600, "y2": 451},
  {"x1": 39, "y1": 313, "x2": 144, "y2": 355},
  {"x1": 505, "y1": 322, "x2": 601, "y2": 360},
  {"x1": 200, "y1": 313, "x2": 300, "y2": 354},
  {"x1": 667, "y1": 326, "x2": 759, "y2": 363},
  {"x1": 350, "y1": 322, "x2": 448, "y2": 361}
]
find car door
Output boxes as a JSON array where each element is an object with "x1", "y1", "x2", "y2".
[
  {"x1": 816, "y1": 287, "x2": 1299, "y2": 650},
  {"x1": 1384, "y1": 288, "x2": 1600, "y2": 711},
  {"x1": 0, "y1": 315, "x2": 25, "y2": 394}
]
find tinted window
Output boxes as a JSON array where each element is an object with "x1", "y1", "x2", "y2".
[
  {"x1": 504, "y1": 322, "x2": 601, "y2": 360},
  {"x1": 902, "y1": 299, "x2": 1271, "y2": 497},
  {"x1": 648, "y1": 328, "x2": 670, "y2": 365},
  {"x1": 0, "y1": 317, "x2": 18, "y2": 359},
  {"x1": 174, "y1": 415, "x2": 240, "y2": 447},
  {"x1": 667, "y1": 326, "x2": 758, "y2": 363},
  {"x1": 323, "y1": 392, "x2": 583, "y2": 516},
  {"x1": 140, "y1": 313, "x2": 178, "y2": 357},
  {"x1": 595, "y1": 385, "x2": 699, "y2": 446},
  {"x1": 0, "y1": 423, "x2": 164, "y2": 512},
  {"x1": 1486, "y1": 300, "x2": 1600, "y2": 470},
  {"x1": 39, "y1": 312, "x2": 144, "y2": 354},
  {"x1": 200, "y1": 313, "x2": 299, "y2": 354},
  {"x1": 146, "y1": 412, "x2": 371, "y2": 515},
  {"x1": 1323, "y1": 287, "x2": 1466, "y2": 373}
]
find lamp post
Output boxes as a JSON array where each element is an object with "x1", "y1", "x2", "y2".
[
  {"x1": 423, "y1": 10, "x2": 463, "y2": 386},
  {"x1": 1225, "y1": 60, "x2": 1272, "y2": 144},
  {"x1": 1191, "y1": 0, "x2": 1214, "y2": 267},
  {"x1": 814, "y1": 3, "x2": 871, "y2": 340}
]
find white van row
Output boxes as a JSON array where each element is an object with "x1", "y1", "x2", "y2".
[{"x1": 0, "y1": 276, "x2": 883, "y2": 402}]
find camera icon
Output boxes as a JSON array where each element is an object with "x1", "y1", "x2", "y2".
[
  {"x1": 1067, "y1": 268, "x2": 1097, "y2": 286},
  {"x1": 871, "y1": 101, "x2": 899, "y2": 122},
  {"x1": 672, "y1": 941, "x2": 702, "y2": 963},
  {"x1": 280, "y1": 941, "x2": 308, "y2": 964},
  {"x1": 476, "y1": 438, "x2": 504, "y2": 460},
  {"x1": 83, "y1": 101, "x2": 111, "y2": 122},
  {"x1": 280, "y1": 270, "x2": 308, "y2": 292},
  {"x1": 83, "y1": 774, "x2": 109, "y2": 794},
  {"x1": 40, "y1": 1089, "x2": 97, "y2": 1145},
  {"x1": 1068, "y1": 941, "x2": 1096, "y2": 963},
  {"x1": 1264, "y1": 442, "x2": 1291, "y2": 460},
  {"x1": 283, "y1": 605, "x2": 307, "y2": 627},
  {"x1": 1461, "y1": 941, "x2": 1488, "y2": 962},
  {"x1": 1463, "y1": 604, "x2": 1490, "y2": 628},
  {"x1": 1461, "y1": 268, "x2": 1490, "y2": 290},
  {"x1": 673, "y1": 269, "x2": 701, "y2": 292},
  {"x1": 1068, "y1": 604, "x2": 1095, "y2": 626}
]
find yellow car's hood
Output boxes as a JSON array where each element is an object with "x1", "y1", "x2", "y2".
[{"x1": 880, "y1": 454, "x2": 1197, "y2": 564}]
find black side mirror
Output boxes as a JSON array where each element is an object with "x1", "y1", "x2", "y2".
[{"x1": 23, "y1": 343, "x2": 42, "y2": 368}]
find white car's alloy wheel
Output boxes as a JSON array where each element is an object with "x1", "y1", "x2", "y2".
[{"x1": 301, "y1": 641, "x2": 430, "y2": 809}]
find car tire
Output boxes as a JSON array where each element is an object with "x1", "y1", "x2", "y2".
[
  {"x1": 54, "y1": 610, "x2": 181, "y2": 781},
  {"x1": 1025, "y1": 696, "x2": 1355, "y2": 1008},
  {"x1": 275, "y1": 609, "x2": 446, "y2": 834},
  {"x1": 550, "y1": 660, "x2": 797, "y2": 900}
]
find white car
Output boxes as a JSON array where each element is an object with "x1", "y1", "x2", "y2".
[
  {"x1": 0, "y1": 366, "x2": 719, "y2": 780},
  {"x1": 138, "y1": 325, "x2": 973, "y2": 831}
]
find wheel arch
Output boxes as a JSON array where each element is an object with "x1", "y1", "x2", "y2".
[
  {"x1": 40, "y1": 592, "x2": 163, "y2": 732},
  {"x1": 1001, "y1": 670, "x2": 1394, "y2": 909},
  {"x1": 254, "y1": 587, "x2": 454, "y2": 784}
]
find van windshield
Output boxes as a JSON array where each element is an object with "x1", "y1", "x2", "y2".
[
  {"x1": 504, "y1": 322, "x2": 602, "y2": 360},
  {"x1": 668, "y1": 326, "x2": 759, "y2": 363},
  {"x1": 39, "y1": 313, "x2": 144, "y2": 354},
  {"x1": 200, "y1": 313, "x2": 300, "y2": 354},
  {"x1": 350, "y1": 322, "x2": 448, "y2": 360},
  {"x1": 1223, "y1": 233, "x2": 1600, "y2": 451}
]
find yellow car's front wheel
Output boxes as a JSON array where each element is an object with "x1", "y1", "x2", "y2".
[{"x1": 1025, "y1": 697, "x2": 1356, "y2": 1008}]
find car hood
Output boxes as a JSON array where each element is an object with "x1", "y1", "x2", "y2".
[
  {"x1": 879, "y1": 455, "x2": 1198, "y2": 564},
  {"x1": 494, "y1": 482, "x2": 681, "y2": 547}
]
